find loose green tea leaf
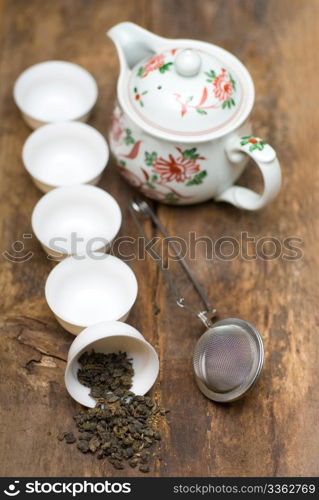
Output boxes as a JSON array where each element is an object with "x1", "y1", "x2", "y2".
[
  {"x1": 59, "y1": 350, "x2": 166, "y2": 473},
  {"x1": 63, "y1": 432, "x2": 76, "y2": 444}
]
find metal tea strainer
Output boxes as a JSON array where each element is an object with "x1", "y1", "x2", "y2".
[{"x1": 130, "y1": 198, "x2": 264, "y2": 403}]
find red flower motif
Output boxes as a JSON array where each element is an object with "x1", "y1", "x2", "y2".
[
  {"x1": 110, "y1": 111, "x2": 124, "y2": 144},
  {"x1": 143, "y1": 54, "x2": 165, "y2": 77},
  {"x1": 153, "y1": 151, "x2": 201, "y2": 183},
  {"x1": 213, "y1": 68, "x2": 233, "y2": 102}
]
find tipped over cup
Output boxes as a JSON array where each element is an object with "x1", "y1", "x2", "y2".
[{"x1": 65, "y1": 321, "x2": 159, "y2": 407}]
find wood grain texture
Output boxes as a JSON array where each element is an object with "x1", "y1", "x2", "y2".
[{"x1": 0, "y1": 0, "x2": 318, "y2": 477}]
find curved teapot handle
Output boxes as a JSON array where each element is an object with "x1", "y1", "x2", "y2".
[{"x1": 217, "y1": 135, "x2": 282, "y2": 210}]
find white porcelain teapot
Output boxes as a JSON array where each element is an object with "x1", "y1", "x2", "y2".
[{"x1": 108, "y1": 22, "x2": 281, "y2": 209}]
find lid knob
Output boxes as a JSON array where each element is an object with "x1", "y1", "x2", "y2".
[{"x1": 175, "y1": 49, "x2": 202, "y2": 77}]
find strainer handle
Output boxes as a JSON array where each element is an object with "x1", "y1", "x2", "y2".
[
  {"x1": 142, "y1": 204, "x2": 213, "y2": 313},
  {"x1": 129, "y1": 205, "x2": 216, "y2": 327}
]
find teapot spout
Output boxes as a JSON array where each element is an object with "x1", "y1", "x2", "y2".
[{"x1": 107, "y1": 22, "x2": 165, "y2": 71}]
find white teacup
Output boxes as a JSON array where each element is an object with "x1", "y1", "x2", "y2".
[
  {"x1": 65, "y1": 321, "x2": 159, "y2": 407},
  {"x1": 32, "y1": 185, "x2": 121, "y2": 258},
  {"x1": 22, "y1": 122, "x2": 109, "y2": 192},
  {"x1": 13, "y1": 60, "x2": 98, "y2": 129},
  {"x1": 45, "y1": 254, "x2": 138, "y2": 335}
]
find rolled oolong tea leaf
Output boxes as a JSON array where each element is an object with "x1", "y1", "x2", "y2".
[
  {"x1": 77, "y1": 440, "x2": 90, "y2": 453},
  {"x1": 77, "y1": 350, "x2": 134, "y2": 398},
  {"x1": 60, "y1": 350, "x2": 166, "y2": 473},
  {"x1": 139, "y1": 464, "x2": 150, "y2": 473},
  {"x1": 58, "y1": 432, "x2": 76, "y2": 444},
  {"x1": 57, "y1": 432, "x2": 67, "y2": 441}
]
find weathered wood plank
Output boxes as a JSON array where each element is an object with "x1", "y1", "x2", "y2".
[{"x1": 0, "y1": 0, "x2": 318, "y2": 477}]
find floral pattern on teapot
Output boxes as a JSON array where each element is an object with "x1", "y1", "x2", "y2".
[
  {"x1": 128, "y1": 45, "x2": 244, "y2": 137},
  {"x1": 240, "y1": 136, "x2": 265, "y2": 152},
  {"x1": 110, "y1": 107, "x2": 208, "y2": 204},
  {"x1": 174, "y1": 67, "x2": 236, "y2": 118},
  {"x1": 136, "y1": 50, "x2": 176, "y2": 77},
  {"x1": 134, "y1": 49, "x2": 237, "y2": 119}
]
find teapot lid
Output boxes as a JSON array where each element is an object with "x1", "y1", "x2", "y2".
[{"x1": 122, "y1": 42, "x2": 254, "y2": 142}]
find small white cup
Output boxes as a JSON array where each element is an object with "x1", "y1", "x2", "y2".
[
  {"x1": 13, "y1": 60, "x2": 98, "y2": 129},
  {"x1": 31, "y1": 185, "x2": 122, "y2": 258},
  {"x1": 65, "y1": 321, "x2": 159, "y2": 407},
  {"x1": 45, "y1": 254, "x2": 138, "y2": 335},
  {"x1": 22, "y1": 122, "x2": 109, "y2": 192}
]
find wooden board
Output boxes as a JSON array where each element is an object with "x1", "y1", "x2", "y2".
[{"x1": 0, "y1": 0, "x2": 318, "y2": 477}]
